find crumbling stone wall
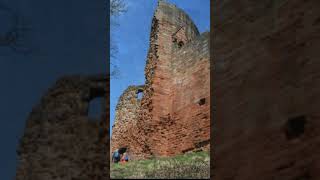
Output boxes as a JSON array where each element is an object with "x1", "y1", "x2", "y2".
[
  {"x1": 169, "y1": 32, "x2": 210, "y2": 154},
  {"x1": 110, "y1": 85, "x2": 145, "y2": 159},
  {"x1": 111, "y1": 1, "x2": 210, "y2": 159},
  {"x1": 213, "y1": 0, "x2": 320, "y2": 179},
  {"x1": 16, "y1": 75, "x2": 109, "y2": 180}
]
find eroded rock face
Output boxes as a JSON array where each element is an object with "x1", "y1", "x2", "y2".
[
  {"x1": 16, "y1": 75, "x2": 109, "y2": 180},
  {"x1": 213, "y1": 0, "x2": 320, "y2": 179},
  {"x1": 111, "y1": 1, "x2": 210, "y2": 159}
]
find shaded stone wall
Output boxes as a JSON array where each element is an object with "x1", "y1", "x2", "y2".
[
  {"x1": 16, "y1": 75, "x2": 109, "y2": 180},
  {"x1": 213, "y1": 0, "x2": 320, "y2": 179},
  {"x1": 111, "y1": 1, "x2": 210, "y2": 159}
]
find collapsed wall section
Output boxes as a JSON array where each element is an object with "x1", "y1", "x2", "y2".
[
  {"x1": 110, "y1": 85, "x2": 145, "y2": 159},
  {"x1": 16, "y1": 75, "x2": 109, "y2": 180}
]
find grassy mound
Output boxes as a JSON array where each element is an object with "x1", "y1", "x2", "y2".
[{"x1": 110, "y1": 151, "x2": 210, "y2": 179}]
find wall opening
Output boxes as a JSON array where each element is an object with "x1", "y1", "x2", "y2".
[
  {"x1": 178, "y1": 41, "x2": 184, "y2": 48},
  {"x1": 172, "y1": 36, "x2": 184, "y2": 49},
  {"x1": 195, "y1": 139, "x2": 210, "y2": 148},
  {"x1": 172, "y1": 37, "x2": 177, "y2": 43},
  {"x1": 88, "y1": 97, "x2": 104, "y2": 120},
  {"x1": 137, "y1": 89, "x2": 144, "y2": 100},
  {"x1": 118, "y1": 147, "x2": 127, "y2": 154},
  {"x1": 137, "y1": 92, "x2": 143, "y2": 100},
  {"x1": 199, "y1": 98, "x2": 206, "y2": 106},
  {"x1": 285, "y1": 115, "x2": 306, "y2": 140}
]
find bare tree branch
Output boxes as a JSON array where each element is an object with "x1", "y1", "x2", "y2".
[
  {"x1": 110, "y1": 0, "x2": 127, "y2": 17},
  {"x1": 110, "y1": 0, "x2": 127, "y2": 78},
  {"x1": 0, "y1": 3, "x2": 32, "y2": 55}
]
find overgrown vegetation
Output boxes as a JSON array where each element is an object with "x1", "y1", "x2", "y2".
[{"x1": 110, "y1": 151, "x2": 210, "y2": 179}]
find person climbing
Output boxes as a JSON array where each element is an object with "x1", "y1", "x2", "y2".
[{"x1": 112, "y1": 149, "x2": 120, "y2": 163}]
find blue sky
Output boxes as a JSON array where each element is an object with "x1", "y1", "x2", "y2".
[
  {"x1": 0, "y1": 0, "x2": 209, "y2": 178},
  {"x1": 0, "y1": 0, "x2": 106, "y2": 178},
  {"x1": 110, "y1": 0, "x2": 210, "y2": 136}
]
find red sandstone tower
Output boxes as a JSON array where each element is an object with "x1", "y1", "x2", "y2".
[{"x1": 111, "y1": 1, "x2": 210, "y2": 159}]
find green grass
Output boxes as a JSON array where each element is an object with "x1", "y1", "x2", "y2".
[{"x1": 110, "y1": 151, "x2": 210, "y2": 179}]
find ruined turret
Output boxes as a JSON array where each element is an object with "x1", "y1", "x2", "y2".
[
  {"x1": 110, "y1": 85, "x2": 145, "y2": 159},
  {"x1": 16, "y1": 75, "x2": 109, "y2": 180},
  {"x1": 111, "y1": 1, "x2": 210, "y2": 159}
]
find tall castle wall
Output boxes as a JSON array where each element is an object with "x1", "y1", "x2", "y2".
[
  {"x1": 213, "y1": 0, "x2": 320, "y2": 179},
  {"x1": 169, "y1": 32, "x2": 210, "y2": 154},
  {"x1": 111, "y1": 1, "x2": 210, "y2": 159}
]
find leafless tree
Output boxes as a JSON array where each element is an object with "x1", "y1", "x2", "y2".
[
  {"x1": 110, "y1": 0, "x2": 127, "y2": 78},
  {"x1": 0, "y1": 3, "x2": 31, "y2": 55},
  {"x1": 110, "y1": 0, "x2": 126, "y2": 17}
]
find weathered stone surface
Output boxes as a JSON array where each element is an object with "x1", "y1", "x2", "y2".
[
  {"x1": 213, "y1": 0, "x2": 320, "y2": 179},
  {"x1": 111, "y1": 1, "x2": 210, "y2": 159},
  {"x1": 16, "y1": 74, "x2": 109, "y2": 180},
  {"x1": 110, "y1": 85, "x2": 145, "y2": 159}
]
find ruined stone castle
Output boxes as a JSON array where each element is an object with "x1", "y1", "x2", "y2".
[
  {"x1": 111, "y1": 1, "x2": 210, "y2": 159},
  {"x1": 15, "y1": 1, "x2": 210, "y2": 179},
  {"x1": 16, "y1": 75, "x2": 109, "y2": 179},
  {"x1": 213, "y1": 0, "x2": 320, "y2": 179}
]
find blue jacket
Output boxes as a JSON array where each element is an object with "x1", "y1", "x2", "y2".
[{"x1": 113, "y1": 151, "x2": 119, "y2": 159}]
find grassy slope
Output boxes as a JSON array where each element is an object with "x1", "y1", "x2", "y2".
[{"x1": 110, "y1": 151, "x2": 210, "y2": 179}]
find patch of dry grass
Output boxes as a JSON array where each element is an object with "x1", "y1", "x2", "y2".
[{"x1": 110, "y1": 151, "x2": 210, "y2": 179}]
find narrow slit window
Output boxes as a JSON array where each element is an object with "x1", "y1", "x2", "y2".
[{"x1": 285, "y1": 115, "x2": 306, "y2": 140}]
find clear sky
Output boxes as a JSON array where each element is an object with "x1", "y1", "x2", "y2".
[
  {"x1": 110, "y1": 0, "x2": 210, "y2": 136},
  {"x1": 0, "y1": 0, "x2": 107, "y2": 178}
]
